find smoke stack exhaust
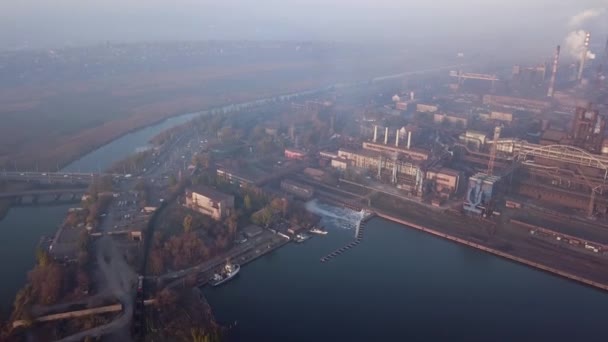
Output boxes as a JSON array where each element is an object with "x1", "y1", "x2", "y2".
[
  {"x1": 373, "y1": 125, "x2": 378, "y2": 142},
  {"x1": 384, "y1": 127, "x2": 389, "y2": 145},
  {"x1": 547, "y1": 45, "x2": 560, "y2": 97},
  {"x1": 578, "y1": 32, "x2": 591, "y2": 81},
  {"x1": 395, "y1": 130, "x2": 400, "y2": 147}
]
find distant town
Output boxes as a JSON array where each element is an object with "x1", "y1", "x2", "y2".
[{"x1": 1, "y1": 32, "x2": 608, "y2": 341}]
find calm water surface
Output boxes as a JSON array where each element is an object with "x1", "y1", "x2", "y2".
[{"x1": 205, "y1": 202, "x2": 608, "y2": 342}]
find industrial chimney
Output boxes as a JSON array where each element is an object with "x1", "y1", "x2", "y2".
[
  {"x1": 395, "y1": 129, "x2": 400, "y2": 147},
  {"x1": 410, "y1": 91, "x2": 415, "y2": 101},
  {"x1": 547, "y1": 45, "x2": 560, "y2": 97},
  {"x1": 373, "y1": 125, "x2": 378, "y2": 143},
  {"x1": 384, "y1": 127, "x2": 389, "y2": 145},
  {"x1": 407, "y1": 131, "x2": 412, "y2": 149},
  {"x1": 578, "y1": 32, "x2": 591, "y2": 81}
]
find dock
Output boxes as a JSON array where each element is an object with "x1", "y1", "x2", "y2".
[{"x1": 320, "y1": 211, "x2": 375, "y2": 263}]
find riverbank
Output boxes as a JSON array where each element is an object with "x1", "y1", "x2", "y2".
[
  {"x1": 311, "y1": 186, "x2": 608, "y2": 293},
  {"x1": 373, "y1": 211, "x2": 608, "y2": 292}
]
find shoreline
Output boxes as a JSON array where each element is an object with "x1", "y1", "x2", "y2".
[
  {"x1": 372, "y1": 210, "x2": 608, "y2": 292},
  {"x1": 48, "y1": 85, "x2": 337, "y2": 172}
]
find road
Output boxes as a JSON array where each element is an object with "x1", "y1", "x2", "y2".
[
  {"x1": 160, "y1": 231, "x2": 285, "y2": 286},
  {"x1": 45, "y1": 62, "x2": 466, "y2": 340},
  {"x1": 56, "y1": 236, "x2": 136, "y2": 342}
]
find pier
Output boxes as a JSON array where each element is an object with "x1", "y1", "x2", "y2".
[{"x1": 320, "y1": 212, "x2": 375, "y2": 263}]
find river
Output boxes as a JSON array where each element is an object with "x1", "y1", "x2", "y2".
[
  {"x1": 1, "y1": 75, "x2": 607, "y2": 339},
  {"x1": 0, "y1": 85, "x2": 339, "y2": 314},
  {"x1": 204, "y1": 201, "x2": 608, "y2": 341}
]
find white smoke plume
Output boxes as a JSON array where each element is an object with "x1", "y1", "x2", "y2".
[
  {"x1": 564, "y1": 30, "x2": 588, "y2": 59},
  {"x1": 587, "y1": 51, "x2": 596, "y2": 60},
  {"x1": 568, "y1": 8, "x2": 605, "y2": 27}
]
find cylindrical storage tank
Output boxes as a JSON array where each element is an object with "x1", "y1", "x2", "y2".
[{"x1": 601, "y1": 138, "x2": 608, "y2": 155}]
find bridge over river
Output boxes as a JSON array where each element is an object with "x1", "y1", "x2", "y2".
[{"x1": 0, "y1": 171, "x2": 128, "y2": 185}]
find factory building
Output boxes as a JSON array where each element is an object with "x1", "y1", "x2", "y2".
[
  {"x1": 571, "y1": 106, "x2": 605, "y2": 153},
  {"x1": 433, "y1": 113, "x2": 468, "y2": 127},
  {"x1": 416, "y1": 104, "x2": 439, "y2": 113},
  {"x1": 482, "y1": 95, "x2": 551, "y2": 113},
  {"x1": 337, "y1": 148, "x2": 425, "y2": 195},
  {"x1": 459, "y1": 131, "x2": 487, "y2": 151},
  {"x1": 463, "y1": 173, "x2": 501, "y2": 215},
  {"x1": 425, "y1": 168, "x2": 462, "y2": 198},
  {"x1": 185, "y1": 186, "x2": 235, "y2": 221},
  {"x1": 281, "y1": 180, "x2": 314, "y2": 200},
  {"x1": 284, "y1": 148, "x2": 308, "y2": 160}
]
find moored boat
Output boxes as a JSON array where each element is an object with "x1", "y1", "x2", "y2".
[{"x1": 210, "y1": 262, "x2": 240, "y2": 286}]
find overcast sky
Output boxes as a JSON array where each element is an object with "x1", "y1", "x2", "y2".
[{"x1": 1, "y1": 0, "x2": 607, "y2": 53}]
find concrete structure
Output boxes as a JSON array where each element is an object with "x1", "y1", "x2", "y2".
[
  {"x1": 571, "y1": 106, "x2": 605, "y2": 153},
  {"x1": 330, "y1": 158, "x2": 349, "y2": 170},
  {"x1": 490, "y1": 111, "x2": 513, "y2": 123},
  {"x1": 433, "y1": 113, "x2": 468, "y2": 127},
  {"x1": 547, "y1": 45, "x2": 560, "y2": 97},
  {"x1": 337, "y1": 148, "x2": 424, "y2": 195},
  {"x1": 463, "y1": 173, "x2": 501, "y2": 215},
  {"x1": 284, "y1": 148, "x2": 308, "y2": 160},
  {"x1": 216, "y1": 167, "x2": 262, "y2": 187},
  {"x1": 395, "y1": 102, "x2": 408, "y2": 111},
  {"x1": 281, "y1": 179, "x2": 314, "y2": 199},
  {"x1": 416, "y1": 104, "x2": 439, "y2": 113},
  {"x1": 459, "y1": 131, "x2": 487, "y2": 151},
  {"x1": 243, "y1": 225, "x2": 263, "y2": 238},
  {"x1": 482, "y1": 95, "x2": 551, "y2": 113},
  {"x1": 185, "y1": 186, "x2": 234, "y2": 220},
  {"x1": 426, "y1": 168, "x2": 461, "y2": 197},
  {"x1": 362, "y1": 141, "x2": 429, "y2": 161},
  {"x1": 540, "y1": 130, "x2": 567, "y2": 146}
]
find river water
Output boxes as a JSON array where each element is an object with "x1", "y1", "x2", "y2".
[
  {"x1": 0, "y1": 87, "x2": 332, "y2": 313},
  {"x1": 204, "y1": 201, "x2": 608, "y2": 341},
  {"x1": 1, "y1": 84, "x2": 607, "y2": 339}
]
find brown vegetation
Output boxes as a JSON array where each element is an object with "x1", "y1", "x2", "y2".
[
  {"x1": 148, "y1": 288, "x2": 221, "y2": 341},
  {"x1": 0, "y1": 48, "x2": 414, "y2": 171}
]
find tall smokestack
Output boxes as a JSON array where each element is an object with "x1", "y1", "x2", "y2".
[
  {"x1": 410, "y1": 91, "x2": 415, "y2": 101},
  {"x1": 384, "y1": 127, "x2": 389, "y2": 145},
  {"x1": 547, "y1": 45, "x2": 560, "y2": 97},
  {"x1": 578, "y1": 32, "x2": 591, "y2": 81},
  {"x1": 407, "y1": 131, "x2": 412, "y2": 149},
  {"x1": 395, "y1": 130, "x2": 400, "y2": 147},
  {"x1": 373, "y1": 125, "x2": 378, "y2": 142}
]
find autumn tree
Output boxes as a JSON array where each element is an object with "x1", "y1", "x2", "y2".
[
  {"x1": 226, "y1": 213, "x2": 238, "y2": 239},
  {"x1": 244, "y1": 194, "x2": 252, "y2": 211},
  {"x1": 35, "y1": 249, "x2": 51, "y2": 267},
  {"x1": 148, "y1": 249, "x2": 165, "y2": 275},
  {"x1": 183, "y1": 214, "x2": 193, "y2": 233},
  {"x1": 157, "y1": 288, "x2": 179, "y2": 311}
]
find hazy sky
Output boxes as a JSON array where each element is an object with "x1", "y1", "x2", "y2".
[{"x1": 1, "y1": 0, "x2": 607, "y2": 52}]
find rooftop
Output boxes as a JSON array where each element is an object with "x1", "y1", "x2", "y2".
[{"x1": 188, "y1": 185, "x2": 234, "y2": 202}]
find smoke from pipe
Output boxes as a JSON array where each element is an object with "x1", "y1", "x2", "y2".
[
  {"x1": 568, "y1": 9, "x2": 605, "y2": 27},
  {"x1": 564, "y1": 30, "x2": 592, "y2": 60}
]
